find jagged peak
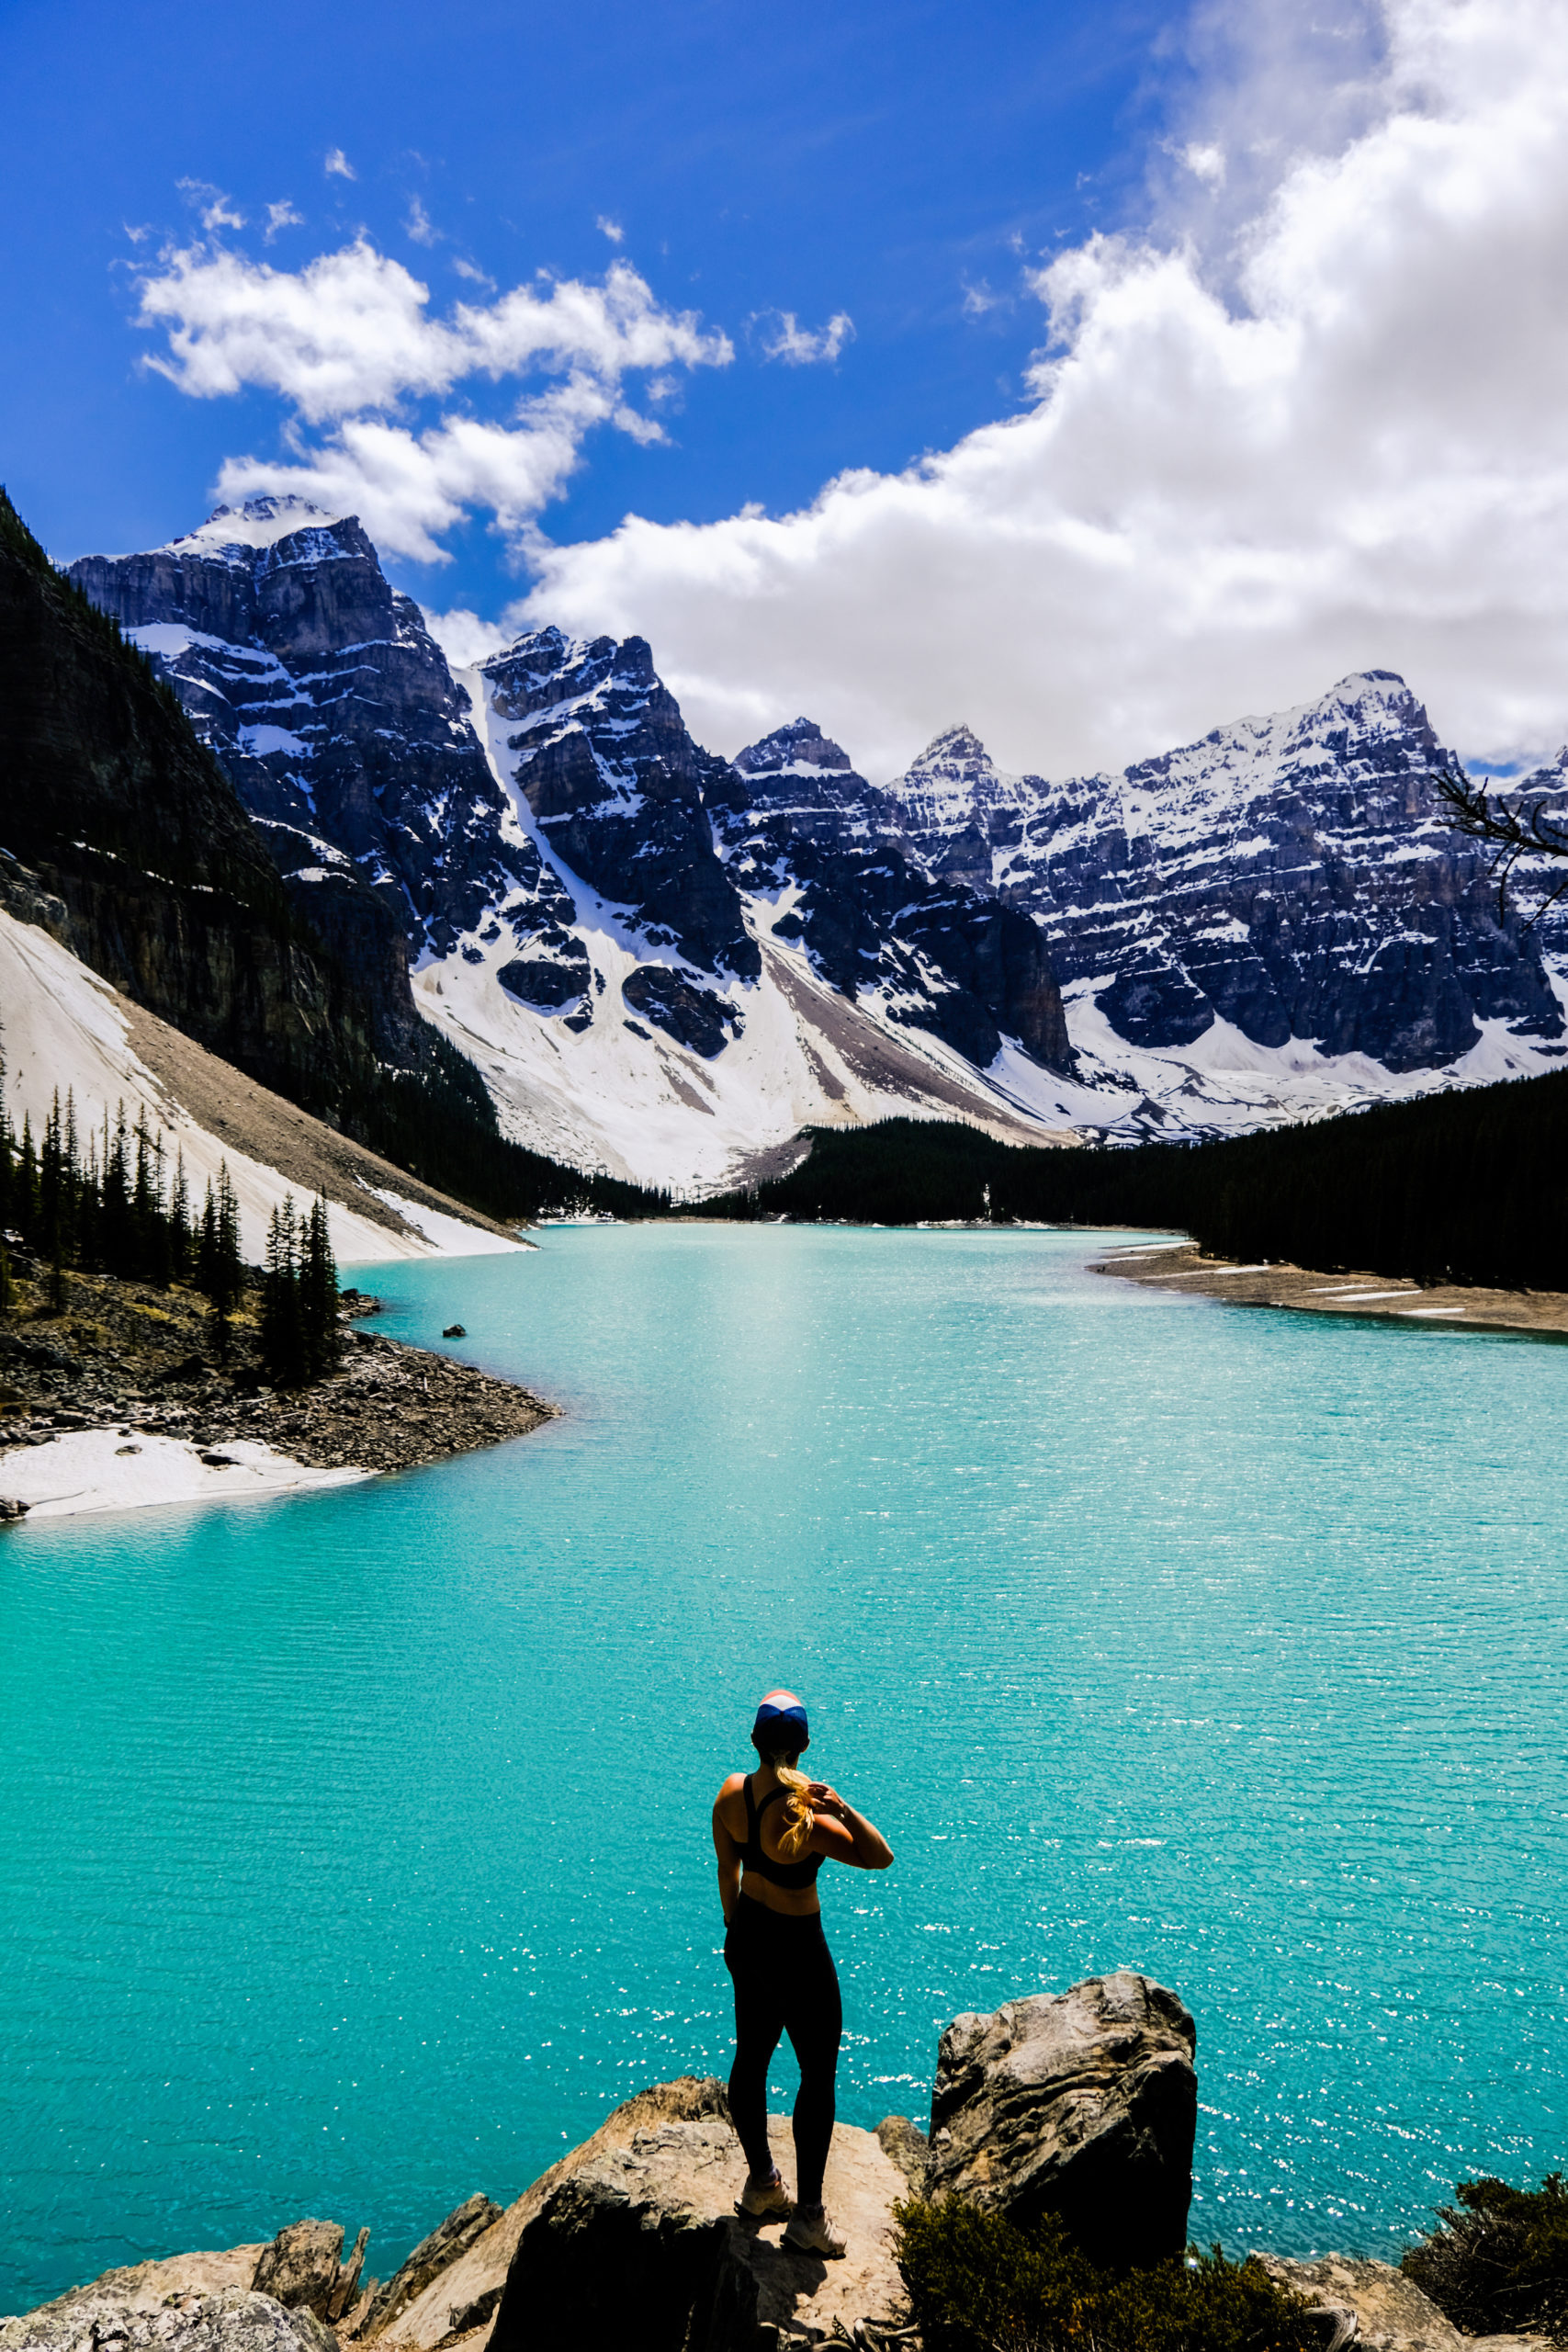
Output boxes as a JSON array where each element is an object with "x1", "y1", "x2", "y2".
[
  {"x1": 163, "y1": 495, "x2": 350, "y2": 556},
  {"x1": 734, "y1": 716, "x2": 854, "y2": 775},
  {"x1": 903, "y1": 722, "x2": 995, "y2": 774}
]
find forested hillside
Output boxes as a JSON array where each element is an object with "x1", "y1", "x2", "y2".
[{"x1": 706, "y1": 1072, "x2": 1568, "y2": 1291}]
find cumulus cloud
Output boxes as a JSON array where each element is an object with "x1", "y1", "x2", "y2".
[
  {"x1": 324, "y1": 148, "x2": 356, "y2": 180},
  {"x1": 755, "y1": 310, "x2": 855, "y2": 365},
  {"x1": 597, "y1": 215, "x2": 626, "y2": 243},
  {"x1": 421, "y1": 604, "x2": 513, "y2": 669},
  {"x1": 133, "y1": 238, "x2": 733, "y2": 560},
  {"x1": 264, "y1": 199, "x2": 304, "y2": 242},
  {"x1": 514, "y1": 0, "x2": 1568, "y2": 780},
  {"x1": 405, "y1": 196, "x2": 438, "y2": 247}
]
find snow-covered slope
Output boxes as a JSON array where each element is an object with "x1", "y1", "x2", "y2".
[
  {"x1": 69, "y1": 503, "x2": 1568, "y2": 1184},
  {"x1": 414, "y1": 658, "x2": 1077, "y2": 1189},
  {"x1": 0, "y1": 910, "x2": 524, "y2": 1261}
]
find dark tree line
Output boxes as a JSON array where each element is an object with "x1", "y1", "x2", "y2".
[
  {"x1": 705, "y1": 1068, "x2": 1568, "y2": 1292},
  {"x1": 0, "y1": 1061, "x2": 343, "y2": 1382},
  {"x1": 0, "y1": 1070, "x2": 244, "y2": 1309}
]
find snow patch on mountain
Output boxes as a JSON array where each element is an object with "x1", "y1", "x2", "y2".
[{"x1": 0, "y1": 910, "x2": 519, "y2": 1260}]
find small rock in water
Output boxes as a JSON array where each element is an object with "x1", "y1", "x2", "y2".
[
  {"x1": 0, "y1": 1496, "x2": 28, "y2": 1521},
  {"x1": 443, "y1": 1324, "x2": 467, "y2": 1339}
]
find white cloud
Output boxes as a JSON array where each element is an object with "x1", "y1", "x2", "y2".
[
  {"x1": 512, "y1": 0, "x2": 1568, "y2": 781},
  {"x1": 597, "y1": 215, "x2": 626, "y2": 243},
  {"x1": 754, "y1": 310, "x2": 855, "y2": 365},
  {"x1": 406, "y1": 196, "x2": 438, "y2": 247},
  {"x1": 264, "y1": 199, "x2": 303, "y2": 243},
  {"x1": 134, "y1": 236, "x2": 733, "y2": 561},
  {"x1": 960, "y1": 277, "x2": 1008, "y2": 319},
  {"x1": 177, "y1": 178, "x2": 245, "y2": 233},
  {"x1": 1180, "y1": 141, "x2": 1226, "y2": 186},
  {"x1": 421, "y1": 605, "x2": 513, "y2": 669},
  {"x1": 324, "y1": 148, "x2": 356, "y2": 180}
]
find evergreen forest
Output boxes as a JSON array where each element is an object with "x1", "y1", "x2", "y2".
[{"x1": 705, "y1": 1066, "x2": 1568, "y2": 1291}]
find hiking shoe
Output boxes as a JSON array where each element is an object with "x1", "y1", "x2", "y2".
[
  {"x1": 738, "y1": 2168, "x2": 791, "y2": 2219},
  {"x1": 784, "y1": 2206, "x2": 846, "y2": 2258}
]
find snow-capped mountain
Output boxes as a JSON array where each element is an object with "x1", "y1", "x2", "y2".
[
  {"x1": 880, "y1": 673, "x2": 1567, "y2": 1077},
  {"x1": 69, "y1": 501, "x2": 1568, "y2": 1186},
  {"x1": 71, "y1": 503, "x2": 1080, "y2": 1188}
]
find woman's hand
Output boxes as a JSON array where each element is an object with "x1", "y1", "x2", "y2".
[{"x1": 808, "y1": 1781, "x2": 851, "y2": 1822}]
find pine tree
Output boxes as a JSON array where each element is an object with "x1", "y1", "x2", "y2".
[
  {"x1": 260, "y1": 1195, "x2": 307, "y2": 1386},
  {"x1": 299, "y1": 1195, "x2": 341, "y2": 1378},
  {"x1": 169, "y1": 1150, "x2": 192, "y2": 1282}
]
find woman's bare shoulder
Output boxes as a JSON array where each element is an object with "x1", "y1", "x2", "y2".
[{"x1": 713, "y1": 1770, "x2": 749, "y2": 1818}]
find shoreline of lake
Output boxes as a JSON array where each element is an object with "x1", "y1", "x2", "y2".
[
  {"x1": 1090, "y1": 1239, "x2": 1568, "y2": 1337},
  {"x1": 0, "y1": 1270, "x2": 557, "y2": 1522}
]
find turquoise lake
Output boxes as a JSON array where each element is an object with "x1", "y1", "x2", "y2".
[{"x1": 4, "y1": 1225, "x2": 1566, "y2": 2311}]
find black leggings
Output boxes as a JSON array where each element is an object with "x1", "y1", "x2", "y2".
[{"x1": 724, "y1": 1895, "x2": 843, "y2": 2204}]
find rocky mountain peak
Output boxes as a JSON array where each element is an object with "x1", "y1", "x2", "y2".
[
  {"x1": 734, "y1": 717, "x2": 854, "y2": 776},
  {"x1": 68, "y1": 504, "x2": 527, "y2": 996}
]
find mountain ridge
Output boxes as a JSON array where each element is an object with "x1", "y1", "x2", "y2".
[{"x1": 65, "y1": 498, "x2": 1568, "y2": 1188}]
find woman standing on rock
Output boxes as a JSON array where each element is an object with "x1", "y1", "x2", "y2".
[{"x1": 712, "y1": 1689, "x2": 895, "y2": 2259}]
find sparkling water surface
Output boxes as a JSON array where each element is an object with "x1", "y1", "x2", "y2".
[{"x1": 3, "y1": 1225, "x2": 1565, "y2": 2310}]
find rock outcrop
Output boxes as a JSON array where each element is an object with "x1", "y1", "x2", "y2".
[
  {"x1": 1253, "y1": 2255, "x2": 1531, "y2": 2352},
  {"x1": 354, "y1": 2195, "x2": 501, "y2": 2341},
  {"x1": 0, "y1": 2289, "x2": 337, "y2": 2352},
  {"x1": 926, "y1": 1972, "x2": 1198, "y2": 2268},
  {"x1": 253, "y1": 2220, "x2": 368, "y2": 2323},
  {"x1": 477, "y1": 2075, "x2": 908, "y2": 2352}
]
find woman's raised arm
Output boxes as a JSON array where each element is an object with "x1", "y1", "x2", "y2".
[{"x1": 807, "y1": 1782, "x2": 894, "y2": 1871}]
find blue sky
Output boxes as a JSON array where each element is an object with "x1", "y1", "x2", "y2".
[
  {"x1": 6, "y1": 0, "x2": 1568, "y2": 780},
  {"x1": 4, "y1": 0, "x2": 1170, "y2": 591}
]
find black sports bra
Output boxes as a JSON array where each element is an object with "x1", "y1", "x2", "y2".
[{"x1": 741, "y1": 1774, "x2": 823, "y2": 1890}]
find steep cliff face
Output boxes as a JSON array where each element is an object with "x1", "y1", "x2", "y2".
[
  {"x1": 482, "y1": 627, "x2": 758, "y2": 983},
  {"x1": 714, "y1": 719, "x2": 1073, "y2": 1073},
  {"x1": 68, "y1": 498, "x2": 527, "y2": 1046},
  {"x1": 68, "y1": 509, "x2": 1077, "y2": 1187},
  {"x1": 882, "y1": 674, "x2": 1563, "y2": 1072},
  {"x1": 0, "y1": 492, "x2": 378, "y2": 1111}
]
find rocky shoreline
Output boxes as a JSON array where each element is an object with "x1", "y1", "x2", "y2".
[
  {"x1": 0, "y1": 1261, "x2": 555, "y2": 1520},
  {"x1": 3, "y1": 1973, "x2": 1539, "y2": 2352},
  {"x1": 1091, "y1": 1240, "x2": 1568, "y2": 1338}
]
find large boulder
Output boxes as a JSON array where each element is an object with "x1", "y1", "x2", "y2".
[
  {"x1": 254, "y1": 2222, "x2": 368, "y2": 2323},
  {"x1": 366, "y1": 2084, "x2": 732, "y2": 2352},
  {"x1": 482, "y1": 2075, "x2": 908, "y2": 2352},
  {"x1": 0, "y1": 2286, "x2": 336, "y2": 2352},
  {"x1": 926, "y1": 1972, "x2": 1197, "y2": 2268}
]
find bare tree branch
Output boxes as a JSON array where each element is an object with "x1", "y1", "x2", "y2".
[{"x1": 1432, "y1": 766, "x2": 1568, "y2": 925}]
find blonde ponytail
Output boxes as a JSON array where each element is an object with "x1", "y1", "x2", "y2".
[{"x1": 767, "y1": 1758, "x2": 817, "y2": 1860}]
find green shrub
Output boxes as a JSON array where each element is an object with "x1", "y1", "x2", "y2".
[
  {"x1": 1402, "y1": 2175, "x2": 1568, "y2": 2345},
  {"x1": 894, "y1": 2197, "x2": 1320, "y2": 2352}
]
